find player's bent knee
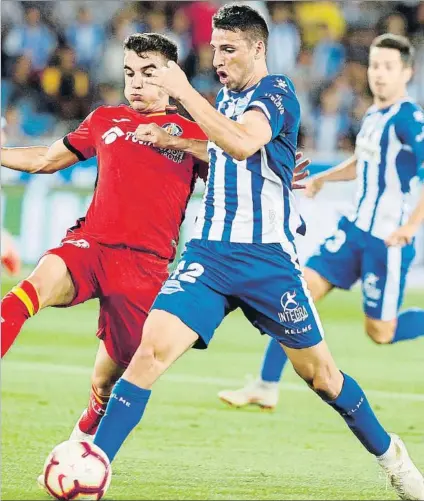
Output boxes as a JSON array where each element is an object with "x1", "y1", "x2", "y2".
[
  {"x1": 293, "y1": 362, "x2": 343, "y2": 400},
  {"x1": 91, "y1": 373, "x2": 120, "y2": 396},
  {"x1": 310, "y1": 368, "x2": 343, "y2": 400},
  {"x1": 364, "y1": 317, "x2": 395, "y2": 344},
  {"x1": 303, "y1": 267, "x2": 333, "y2": 302}
]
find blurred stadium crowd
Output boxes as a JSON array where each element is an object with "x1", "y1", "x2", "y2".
[{"x1": 1, "y1": 1, "x2": 424, "y2": 160}]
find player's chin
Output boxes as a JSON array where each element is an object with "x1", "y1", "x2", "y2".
[{"x1": 130, "y1": 101, "x2": 147, "y2": 110}]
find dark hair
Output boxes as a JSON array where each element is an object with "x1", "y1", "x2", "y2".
[
  {"x1": 370, "y1": 33, "x2": 414, "y2": 66},
  {"x1": 123, "y1": 33, "x2": 178, "y2": 62},
  {"x1": 212, "y1": 4, "x2": 269, "y2": 49}
]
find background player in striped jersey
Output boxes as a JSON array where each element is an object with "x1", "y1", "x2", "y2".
[
  {"x1": 0, "y1": 33, "x2": 208, "y2": 452},
  {"x1": 89, "y1": 7, "x2": 423, "y2": 499},
  {"x1": 219, "y1": 33, "x2": 424, "y2": 412}
]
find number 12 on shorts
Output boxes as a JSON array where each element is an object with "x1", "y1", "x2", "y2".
[{"x1": 160, "y1": 261, "x2": 205, "y2": 294}]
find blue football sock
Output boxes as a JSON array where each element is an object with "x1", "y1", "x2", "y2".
[
  {"x1": 392, "y1": 308, "x2": 424, "y2": 344},
  {"x1": 323, "y1": 372, "x2": 390, "y2": 456},
  {"x1": 260, "y1": 338, "x2": 288, "y2": 383},
  {"x1": 93, "y1": 378, "x2": 151, "y2": 462}
]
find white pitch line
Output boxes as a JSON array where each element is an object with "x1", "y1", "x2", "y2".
[{"x1": 2, "y1": 360, "x2": 424, "y2": 402}]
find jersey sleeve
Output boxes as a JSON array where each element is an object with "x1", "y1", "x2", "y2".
[
  {"x1": 395, "y1": 105, "x2": 424, "y2": 168},
  {"x1": 183, "y1": 120, "x2": 208, "y2": 141},
  {"x1": 63, "y1": 110, "x2": 97, "y2": 160},
  {"x1": 245, "y1": 75, "x2": 300, "y2": 140}
]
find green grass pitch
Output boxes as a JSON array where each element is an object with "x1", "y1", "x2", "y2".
[{"x1": 1, "y1": 278, "x2": 423, "y2": 500}]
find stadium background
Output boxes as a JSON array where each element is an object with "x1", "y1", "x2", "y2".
[
  {"x1": 2, "y1": 0, "x2": 424, "y2": 273},
  {"x1": 1, "y1": 2, "x2": 424, "y2": 500}
]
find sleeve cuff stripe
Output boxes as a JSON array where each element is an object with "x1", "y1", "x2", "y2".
[{"x1": 63, "y1": 136, "x2": 86, "y2": 161}]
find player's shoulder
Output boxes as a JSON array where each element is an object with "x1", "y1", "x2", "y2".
[
  {"x1": 87, "y1": 104, "x2": 131, "y2": 121},
  {"x1": 257, "y1": 74, "x2": 296, "y2": 95},
  {"x1": 166, "y1": 110, "x2": 200, "y2": 129},
  {"x1": 397, "y1": 98, "x2": 424, "y2": 123}
]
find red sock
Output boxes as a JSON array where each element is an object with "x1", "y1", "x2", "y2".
[
  {"x1": 1, "y1": 280, "x2": 40, "y2": 357},
  {"x1": 78, "y1": 385, "x2": 110, "y2": 435}
]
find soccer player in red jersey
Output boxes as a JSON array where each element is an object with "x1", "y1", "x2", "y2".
[{"x1": 1, "y1": 33, "x2": 208, "y2": 441}]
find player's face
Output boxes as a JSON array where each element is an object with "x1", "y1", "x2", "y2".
[
  {"x1": 124, "y1": 50, "x2": 168, "y2": 112},
  {"x1": 211, "y1": 29, "x2": 259, "y2": 91},
  {"x1": 368, "y1": 47, "x2": 412, "y2": 104}
]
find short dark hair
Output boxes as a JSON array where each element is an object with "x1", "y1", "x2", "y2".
[
  {"x1": 123, "y1": 33, "x2": 178, "y2": 62},
  {"x1": 370, "y1": 33, "x2": 414, "y2": 66},
  {"x1": 212, "y1": 4, "x2": 269, "y2": 49}
]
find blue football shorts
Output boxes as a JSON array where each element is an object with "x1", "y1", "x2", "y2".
[
  {"x1": 306, "y1": 217, "x2": 415, "y2": 321},
  {"x1": 152, "y1": 239, "x2": 324, "y2": 350}
]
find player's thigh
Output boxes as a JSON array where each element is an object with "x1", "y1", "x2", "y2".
[
  {"x1": 124, "y1": 310, "x2": 203, "y2": 388},
  {"x1": 361, "y1": 238, "x2": 415, "y2": 322},
  {"x1": 91, "y1": 341, "x2": 125, "y2": 395},
  {"x1": 306, "y1": 217, "x2": 362, "y2": 291},
  {"x1": 151, "y1": 243, "x2": 232, "y2": 350},
  {"x1": 282, "y1": 340, "x2": 343, "y2": 399},
  {"x1": 43, "y1": 234, "x2": 100, "y2": 308},
  {"x1": 26, "y1": 254, "x2": 75, "y2": 308},
  {"x1": 303, "y1": 267, "x2": 333, "y2": 302}
]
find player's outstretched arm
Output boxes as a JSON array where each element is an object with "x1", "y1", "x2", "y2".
[
  {"x1": 134, "y1": 123, "x2": 209, "y2": 162},
  {"x1": 148, "y1": 62, "x2": 271, "y2": 161},
  {"x1": 305, "y1": 155, "x2": 357, "y2": 198},
  {"x1": 1, "y1": 138, "x2": 79, "y2": 174}
]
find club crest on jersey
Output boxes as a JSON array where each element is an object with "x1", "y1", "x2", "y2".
[
  {"x1": 162, "y1": 123, "x2": 183, "y2": 137},
  {"x1": 61, "y1": 239, "x2": 90, "y2": 249},
  {"x1": 362, "y1": 273, "x2": 381, "y2": 301},
  {"x1": 278, "y1": 291, "x2": 309, "y2": 324},
  {"x1": 274, "y1": 78, "x2": 288, "y2": 93}
]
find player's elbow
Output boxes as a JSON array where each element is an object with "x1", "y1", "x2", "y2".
[
  {"x1": 231, "y1": 140, "x2": 261, "y2": 161},
  {"x1": 34, "y1": 157, "x2": 59, "y2": 174}
]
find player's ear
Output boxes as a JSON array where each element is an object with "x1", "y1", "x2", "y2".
[
  {"x1": 403, "y1": 65, "x2": 413, "y2": 84},
  {"x1": 254, "y1": 40, "x2": 265, "y2": 60}
]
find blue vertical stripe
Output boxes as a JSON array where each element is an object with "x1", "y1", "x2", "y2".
[
  {"x1": 282, "y1": 183, "x2": 294, "y2": 242},
  {"x1": 354, "y1": 160, "x2": 369, "y2": 223},
  {"x1": 222, "y1": 154, "x2": 238, "y2": 240},
  {"x1": 369, "y1": 124, "x2": 389, "y2": 232},
  {"x1": 202, "y1": 149, "x2": 217, "y2": 239}
]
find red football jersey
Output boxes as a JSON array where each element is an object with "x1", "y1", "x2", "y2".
[{"x1": 63, "y1": 104, "x2": 207, "y2": 260}]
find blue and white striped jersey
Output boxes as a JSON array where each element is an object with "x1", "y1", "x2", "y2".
[
  {"x1": 351, "y1": 97, "x2": 424, "y2": 240},
  {"x1": 193, "y1": 74, "x2": 304, "y2": 244}
]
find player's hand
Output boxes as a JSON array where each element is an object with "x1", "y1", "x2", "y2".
[
  {"x1": 385, "y1": 223, "x2": 418, "y2": 247},
  {"x1": 304, "y1": 177, "x2": 325, "y2": 198},
  {"x1": 149, "y1": 61, "x2": 191, "y2": 101},
  {"x1": 134, "y1": 123, "x2": 171, "y2": 148},
  {"x1": 292, "y1": 151, "x2": 310, "y2": 190}
]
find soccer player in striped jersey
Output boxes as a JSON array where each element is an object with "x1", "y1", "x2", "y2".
[
  {"x1": 91, "y1": 9, "x2": 424, "y2": 498},
  {"x1": 219, "y1": 34, "x2": 424, "y2": 412}
]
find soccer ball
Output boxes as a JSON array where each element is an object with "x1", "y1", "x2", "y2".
[{"x1": 43, "y1": 440, "x2": 112, "y2": 500}]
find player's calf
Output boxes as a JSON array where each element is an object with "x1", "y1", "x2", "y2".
[
  {"x1": 1, "y1": 254, "x2": 75, "y2": 358},
  {"x1": 285, "y1": 341, "x2": 343, "y2": 400},
  {"x1": 74, "y1": 342, "x2": 124, "y2": 437},
  {"x1": 93, "y1": 310, "x2": 199, "y2": 462},
  {"x1": 1, "y1": 280, "x2": 40, "y2": 357}
]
